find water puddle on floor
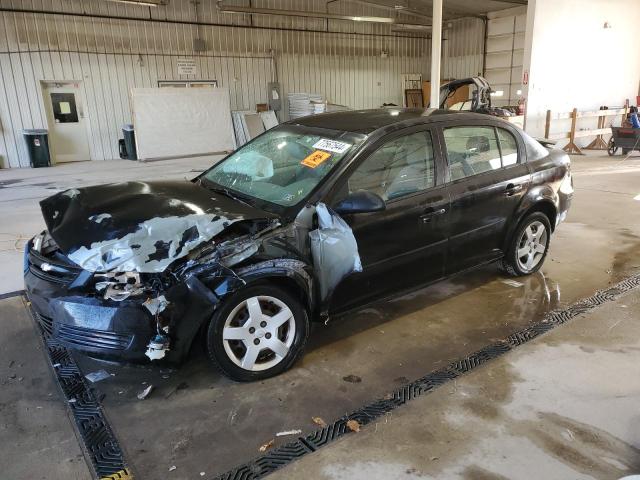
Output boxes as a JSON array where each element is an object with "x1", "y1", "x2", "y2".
[{"x1": 62, "y1": 218, "x2": 640, "y2": 479}]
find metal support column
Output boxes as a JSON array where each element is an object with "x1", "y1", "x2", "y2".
[{"x1": 430, "y1": 0, "x2": 443, "y2": 108}]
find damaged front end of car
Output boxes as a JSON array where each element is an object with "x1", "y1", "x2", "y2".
[
  {"x1": 24, "y1": 235, "x2": 246, "y2": 363},
  {"x1": 25, "y1": 181, "x2": 362, "y2": 366}
]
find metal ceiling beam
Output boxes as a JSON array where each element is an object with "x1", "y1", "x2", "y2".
[
  {"x1": 418, "y1": 0, "x2": 486, "y2": 18},
  {"x1": 333, "y1": 0, "x2": 432, "y2": 21},
  {"x1": 0, "y1": 6, "x2": 430, "y2": 39},
  {"x1": 217, "y1": 1, "x2": 432, "y2": 26},
  {"x1": 348, "y1": 0, "x2": 522, "y2": 19},
  {"x1": 352, "y1": 0, "x2": 482, "y2": 20}
]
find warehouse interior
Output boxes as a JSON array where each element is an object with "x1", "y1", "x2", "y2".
[{"x1": 1, "y1": 1, "x2": 640, "y2": 479}]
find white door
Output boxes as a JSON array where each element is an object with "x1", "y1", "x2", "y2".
[{"x1": 42, "y1": 82, "x2": 91, "y2": 163}]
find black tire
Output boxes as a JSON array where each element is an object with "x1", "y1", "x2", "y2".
[
  {"x1": 500, "y1": 212, "x2": 552, "y2": 277},
  {"x1": 607, "y1": 139, "x2": 618, "y2": 156},
  {"x1": 206, "y1": 284, "x2": 309, "y2": 382}
]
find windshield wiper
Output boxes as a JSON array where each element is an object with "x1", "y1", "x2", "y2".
[{"x1": 199, "y1": 179, "x2": 254, "y2": 207}]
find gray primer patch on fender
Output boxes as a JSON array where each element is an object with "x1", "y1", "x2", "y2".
[
  {"x1": 68, "y1": 213, "x2": 240, "y2": 273},
  {"x1": 309, "y1": 203, "x2": 362, "y2": 301}
]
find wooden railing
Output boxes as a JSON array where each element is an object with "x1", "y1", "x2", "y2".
[{"x1": 544, "y1": 105, "x2": 629, "y2": 154}]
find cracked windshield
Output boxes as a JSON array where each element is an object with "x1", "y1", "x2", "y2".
[{"x1": 203, "y1": 126, "x2": 361, "y2": 207}]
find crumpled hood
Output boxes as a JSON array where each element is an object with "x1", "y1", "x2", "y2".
[{"x1": 40, "y1": 180, "x2": 276, "y2": 273}]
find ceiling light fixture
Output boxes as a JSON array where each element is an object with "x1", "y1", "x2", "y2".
[{"x1": 107, "y1": 0, "x2": 166, "y2": 7}]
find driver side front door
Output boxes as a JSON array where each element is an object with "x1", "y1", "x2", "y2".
[{"x1": 327, "y1": 127, "x2": 449, "y2": 314}]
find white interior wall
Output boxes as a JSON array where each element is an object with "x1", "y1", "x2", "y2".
[
  {"x1": 0, "y1": 0, "x2": 484, "y2": 169},
  {"x1": 523, "y1": 0, "x2": 640, "y2": 139}
]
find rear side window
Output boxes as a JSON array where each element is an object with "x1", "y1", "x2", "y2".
[
  {"x1": 497, "y1": 128, "x2": 518, "y2": 166},
  {"x1": 444, "y1": 126, "x2": 502, "y2": 181},
  {"x1": 521, "y1": 130, "x2": 550, "y2": 161},
  {"x1": 444, "y1": 126, "x2": 520, "y2": 181}
]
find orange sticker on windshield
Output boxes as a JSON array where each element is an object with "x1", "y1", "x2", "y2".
[{"x1": 301, "y1": 150, "x2": 331, "y2": 168}]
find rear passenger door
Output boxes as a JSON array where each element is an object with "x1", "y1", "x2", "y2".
[
  {"x1": 328, "y1": 127, "x2": 449, "y2": 312},
  {"x1": 441, "y1": 124, "x2": 530, "y2": 273}
]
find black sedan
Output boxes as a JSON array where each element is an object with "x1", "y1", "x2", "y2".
[{"x1": 25, "y1": 109, "x2": 573, "y2": 381}]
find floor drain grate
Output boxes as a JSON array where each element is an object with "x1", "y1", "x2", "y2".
[
  {"x1": 24, "y1": 272, "x2": 640, "y2": 480},
  {"x1": 26, "y1": 303, "x2": 133, "y2": 480},
  {"x1": 213, "y1": 272, "x2": 640, "y2": 479}
]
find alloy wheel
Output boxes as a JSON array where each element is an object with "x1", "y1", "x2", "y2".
[
  {"x1": 222, "y1": 295, "x2": 295, "y2": 371},
  {"x1": 516, "y1": 220, "x2": 548, "y2": 273}
]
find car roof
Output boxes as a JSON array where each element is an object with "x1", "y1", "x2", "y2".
[{"x1": 287, "y1": 108, "x2": 494, "y2": 135}]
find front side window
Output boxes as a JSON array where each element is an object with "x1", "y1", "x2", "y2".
[
  {"x1": 347, "y1": 131, "x2": 436, "y2": 202},
  {"x1": 203, "y1": 126, "x2": 362, "y2": 208},
  {"x1": 444, "y1": 126, "x2": 519, "y2": 181}
]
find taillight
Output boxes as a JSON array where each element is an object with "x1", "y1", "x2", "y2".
[{"x1": 560, "y1": 169, "x2": 574, "y2": 194}]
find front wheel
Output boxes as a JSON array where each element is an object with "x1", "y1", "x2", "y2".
[
  {"x1": 500, "y1": 212, "x2": 551, "y2": 277},
  {"x1": 206, "y1": 284, "x2": 309, "y2": 382},
  {"x1": 607, "y1": 138, "x2": 618, "y2": 156}
]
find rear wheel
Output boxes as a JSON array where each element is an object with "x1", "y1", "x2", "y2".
[
  {"x1": 607, "y1": 138, "x2": 618, "y2": 156},
  {"x1": 500, "y1": 212, "x2": 551, "y2": 277},
  {"x1": 206, "y1": 284, "x2": 309, "y2": 382}
]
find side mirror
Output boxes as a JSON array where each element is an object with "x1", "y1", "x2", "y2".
[{"x1": 334, "y1": 190, "x2": 386, "y2": 215}]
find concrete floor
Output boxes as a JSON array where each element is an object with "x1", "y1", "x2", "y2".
[
  {"x1": 0, "y1": 155, "x2": 222, "y2": 295},
  {"x1": 0, "y1": 295, "x2": 90, "y2": 480},
  {"x1": 1, "y1": 152, "x2": 640, "y2": 479},
  {"x1": 271, "y1": 287, "x2": 640, "y2": 480}
]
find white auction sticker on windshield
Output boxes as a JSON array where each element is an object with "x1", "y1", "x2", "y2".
[{"x1": 312, "y1": 139, "x2": 352, "y2": 154}]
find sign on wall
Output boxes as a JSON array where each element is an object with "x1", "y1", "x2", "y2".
[{"x1": 177, "y1": 57, "x2": 198, "y2": 76}]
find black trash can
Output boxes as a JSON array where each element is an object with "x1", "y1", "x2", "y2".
[
  {"x1": 118, "y1": 139, "x2": 127, "y2": 159},
  {"x1": 23, "y1": 129, "x2": 51, "y2": 168},
  {"x1": 122, "y1": 124, "x2": 137, "y2": 160}
]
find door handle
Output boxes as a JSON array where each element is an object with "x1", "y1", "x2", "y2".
[
  {"x1": 504, "y1": 183, "x2": 524, "y2": 196},
  {"x1": 420, "y1": 208, "x2": 446, "y2": 223}
]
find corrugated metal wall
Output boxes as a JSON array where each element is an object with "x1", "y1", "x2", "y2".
[
  {"x1": 485, "y1": 7, "x2": 526, "y2": 107},
  {"x1": 0, "y1": 0, "x2": 484, "y2": 168},
  {"x1": 443, "y1": 17, "x2": 486, "y2": 80}
]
